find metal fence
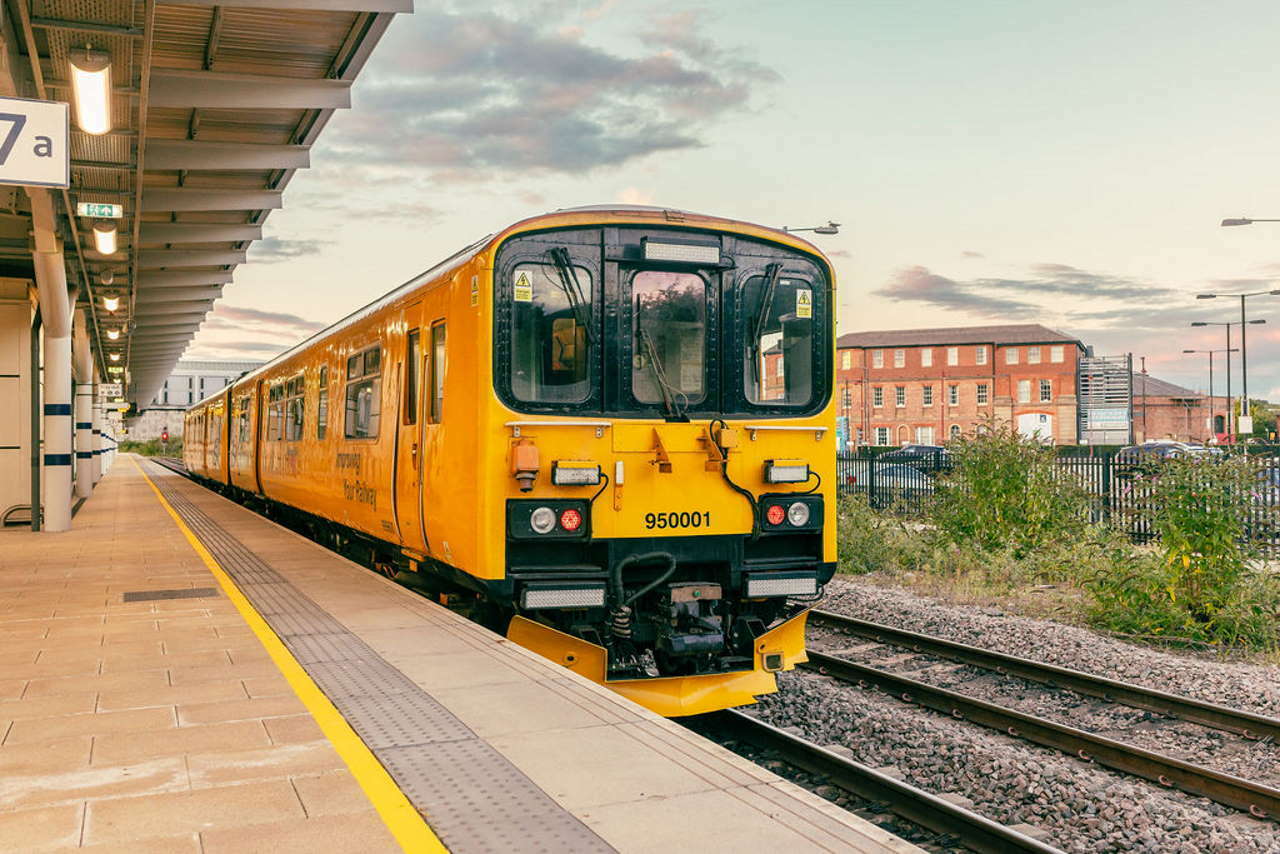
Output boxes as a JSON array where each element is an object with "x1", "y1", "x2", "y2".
[{"x1": 837, "y1": 446, "x2": 1280, "y2": 552}]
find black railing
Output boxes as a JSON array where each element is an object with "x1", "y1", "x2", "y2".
[{"x1": 837, "y1": 446, "x2": 1280, "y2": 553}]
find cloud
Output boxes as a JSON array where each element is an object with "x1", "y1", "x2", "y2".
[
  {"x1": 874, "y1": 266, "x2": 1039, "y2": 317},
  {"x1": 207, "y1": 305, "x2": 326, "y2": 334},
  {"x1": 187, "y1": 303, "x2": 328, "y2": 360},
  {"x1": 324, "y1": 8, "x2": 775, "y2": 182},
  {"x1": 247, "y1": 237, "x2": 324, "y2": 264},
  {"x1": 961, "y1": 250, "x2": 985, "y2": 259}
]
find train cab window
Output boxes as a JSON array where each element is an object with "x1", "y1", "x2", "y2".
[
  {"x1": 509, "y1": 262, "x2": 593, "y2": 403},
  {"x1": 742, "y1": 269, "x2": 815, "y2": 407},
  {"x1": 284, "y1": 374, "x2": 305, "y2": 441},
  {"x1": 631, "y1": 270, "x2": 706, "y2": 408},
  {"x1": 404, "y1": 330, "x2": 420, "y2": 425},
  {"x1": 344, "y1": 346, "x2": 382, "y2": 439},
  {"x1": 266, "y1": 383, "x2": 284, "y2": 441},
  {"x1": 430, "y1": 324, "x2": 446, "y2": 422},
  {"x1": 317, "y1": 366, "x2": 328, "y2": 439}
]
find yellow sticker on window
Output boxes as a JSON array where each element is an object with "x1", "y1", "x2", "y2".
[
  {"x1": 796, "y1": 288, "x2": 813, "y2": 319},
  {"x1": 470, "y1": 274, "x2": 479, "y2": 307},
  {"x1": 513, "y1": 270, "x2": 533, "y2": 302}
]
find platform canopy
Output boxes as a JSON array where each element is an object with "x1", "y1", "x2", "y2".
[{"x1": 1, "y1": 0, "x2": 408, "y2": 409}]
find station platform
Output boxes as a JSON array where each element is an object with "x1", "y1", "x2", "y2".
[{"x1": 0, "y1": 457, "x2": 920, "y2": 853}]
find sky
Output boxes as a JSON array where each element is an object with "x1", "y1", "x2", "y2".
[{"x1": 185, "y1": 0, "x2": 1280, "y2": 400}]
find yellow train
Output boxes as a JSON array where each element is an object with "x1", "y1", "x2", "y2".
[{"x1": 184, "y1": 205, "x2": 836, "y2": 716}]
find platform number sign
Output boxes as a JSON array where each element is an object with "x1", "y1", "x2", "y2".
[{"x1": 0, "y1": 96, "x2": 69, "y2": 189}]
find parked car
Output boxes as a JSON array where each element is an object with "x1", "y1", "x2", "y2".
[
  {"x1": 878, "y1": 444, "x2": 953, "y2": 473},
  {"x1": 876, "y1": 464, "x2": 935, "y2": 497},
  {"x1": 1114, "y1": 441, "x2": 1197, "y2": 477}
]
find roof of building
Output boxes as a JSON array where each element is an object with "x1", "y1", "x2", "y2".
[
  {"x1": 1133, "y1": 373, "x2": 1203, "y2": 399},
  {"x1": 836, "y1": 324, "x2": 1082, "y2": 349}
]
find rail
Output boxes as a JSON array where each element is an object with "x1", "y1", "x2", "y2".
[{"x1": 704, "y1": 710, "x2": 1063, "y2": 854}]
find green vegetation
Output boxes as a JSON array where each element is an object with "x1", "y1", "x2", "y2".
[
  {"x1": 119, "y1": 437, "x2": 182, "y2": 457},
  {"x1": 838, "y1": 431, "x2": 1280, "y2": 652}
]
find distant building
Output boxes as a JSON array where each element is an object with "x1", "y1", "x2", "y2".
[
  {"x1": 1132, "y1": 373, "x2": 1230, "y2": 444},
  {"x1": 125, "y1": 359, "x2": 260, "y2": 441},
  {"x1": 836, "y1": 324, "x2": 1085, "y2": 447}
]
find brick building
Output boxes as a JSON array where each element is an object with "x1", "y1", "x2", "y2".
[
  {"x1": 1132, "y1": 373, "x2": 1231, "y2": 444},
  {"x1": 836, "y1": 324, "x2": 1085, "y2": 447}
]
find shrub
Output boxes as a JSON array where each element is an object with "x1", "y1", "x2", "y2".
[
  {"x1": 931, "y1": 427, "x2": 1089, "y2": 556},
  {"x1": 1083, "y1": 456, "x2": 1280, "y2": 650},
  {"x1": 119, "y1": 437, "x2": 183, "y2": 457},
  {"x1": 836, "y1": 495, "x2": 927, "y2": 575}
]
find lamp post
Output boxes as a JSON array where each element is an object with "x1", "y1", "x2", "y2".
[
  {"x1": 1182, "y1": 347, "x2": 1238, "y2": 441},
  {"x1": 1193, "y1": 292, "x2": 1277, "y2": 439},
  {"x1": 782, "y1": 222, "x2": 841, "y2": 235}
]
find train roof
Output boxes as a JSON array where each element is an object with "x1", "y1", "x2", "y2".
[{"x1": 188, "y1": 206, "x2": 828, "y2": 408}]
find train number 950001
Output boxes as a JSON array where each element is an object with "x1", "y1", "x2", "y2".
[{"x1": 644, "y1": 511, "x2": 711, "y2": 530}]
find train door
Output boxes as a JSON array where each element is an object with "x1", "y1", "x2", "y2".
[{"x1": 394, "y1": 303, "x2": 426, "y2": 551}]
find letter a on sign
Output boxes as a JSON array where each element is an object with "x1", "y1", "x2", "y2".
[{"x1": 0, "y1": 96, "x2": 68, "y2": 188}]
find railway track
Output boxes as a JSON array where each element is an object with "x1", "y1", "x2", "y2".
[
  {"x1": 806, "y1": 608, "x2": 1280, "y2": 821},
  {"x1": 701, "y1": 709, "x2": 1063, "y2": 854}
]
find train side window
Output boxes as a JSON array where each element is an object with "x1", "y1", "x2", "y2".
[
  {"x1": 429, "y1": 324, "x2": 445, "y2": 422},
  {"x1": 267, "y1": 383, "x2": 284, "y2": 441},
  {"x1": 235, "y1": 395, "x2": 250, "y2": 444},
  {"x1": 404, "y1": 330, "x2": 420, "y2": 425},
  {"x1": 317, "y1": 366, "x2": 328, "y2": 439},
  {"x1": 285, "y1": 374, "x2": 305, "y2": 441},
  {"x1": 344, "y1": 346, "x2": 382, "y2": 439}
]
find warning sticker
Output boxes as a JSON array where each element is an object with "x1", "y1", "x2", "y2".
[
  {"x1": 470, "y1": 274, "x2": 479, "y2": 307},
  {"x1": 513, "y1": 270, "x2": 533, "y2": 302},
  {"x1": 795, "y1": 288, "x2": 813, "y2": 319}
]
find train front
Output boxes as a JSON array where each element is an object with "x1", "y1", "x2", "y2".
[{"x1": 489, "y1": 211, "x2": 835, "y2": 716}]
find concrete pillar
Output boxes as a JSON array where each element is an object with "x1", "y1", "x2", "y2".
[
  {"x1": 29, "y1": 188, "x2": 74, "y2": 532},
  {"x1": 73, "y1": 310, "x2": 92, "y2": 498}
]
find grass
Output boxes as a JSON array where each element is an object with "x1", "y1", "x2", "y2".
[{"x1": 119, "y1": 438, "x2": 182, "y2": 457}]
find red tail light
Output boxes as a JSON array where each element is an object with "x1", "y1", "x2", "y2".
[
  {"x1": 559, "y1": 508, "x2": 583, "y2": 532},
  {"x1": 765, "y1": 504, "x2": 786, "y2": 526}
]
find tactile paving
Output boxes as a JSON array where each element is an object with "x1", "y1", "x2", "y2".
[{"x1": 149, "y1": 465, "x2": 612, "y2": 853}]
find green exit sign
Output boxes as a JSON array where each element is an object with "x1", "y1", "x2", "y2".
[{"x1": 76, "y1": 202, "x2": 122, "y2": 218}]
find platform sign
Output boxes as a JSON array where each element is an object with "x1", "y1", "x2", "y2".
[
  {"x1": 98, "y1": 382, "x2": 122, "y2": 399},
  {"x1": 77, "y1": 202, "x2": 122, "y2": 218},
  {"x1": 0, "y1": 96, "x2": 68, "y2": 189}
]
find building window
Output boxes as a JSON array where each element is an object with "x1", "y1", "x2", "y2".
[
  {"x1": 1040, "y1": 379, "x2": 1053, "y2": 402},
  {"x1": 893, "y1": 349, "x2": 905, "y2": 368},
  {"x1": 1050, "y1": 345, "x2": 1064, "y2": 363},
  {"x1": 842, "y1": 387, "x2": 852, "y2": 408},
  {"x1": 946, "y1": 346, "x2": 958, "y2": 366},
  {"x1": 950, "y1": 424, "x2": 962, "y2": 440},
  {"x1": 1017, "y1": 379, "x2": 1031, "y2": 403},
  {"x1": 915, "y1": 425, "x2": 935, "y2": 445},
  {"x1": 895, "y1": 386, "x2": 905, "y2": 407},
  {"x1": 841, "y1": 350, "x2": 852, "y2": 370},
  {"x1": 875, "y1": 426, "x2": 890, "y2": 446},
  {"x1": 317, "y1": 366, "x2": 328, "y2": 439},
  {"x1": 1028, "y1": 346, "x2": 1041, "y2": 364},
  {"x1": 920, "y1": 348, "x2": 932, "y2": 367},
  {"x1": 872, "y1": 386, "x2": 883, "y2": 407},
  {"x1": 1006, "y1": 347, "x2": 1019, "y2": 365},
  {"x1": 922, "y1": 385, "x2": 933, "y2": 406},
  {"x1": 872, "y1": 349, "x2": 884, "y2": 368},
  {"x1": 344, "y1": 346, "x2": 382, "y2": 439},
  {"x1": 976, "y1": 383, "x2": 989, "y2": 405},
  {"x1": 948, "y1": 384, "x2": 959, "y2": 406},
  {"x1": 976, "y1": 346, "x2": 987, "y2": 365}
]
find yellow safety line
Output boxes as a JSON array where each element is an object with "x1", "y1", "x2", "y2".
[{"x1": 130, "y1": 457, "x2": 447, "y2": 854}]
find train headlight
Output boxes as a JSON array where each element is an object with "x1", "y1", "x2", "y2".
[
  {"x1": 764, "y1": 459, "x2": 810, "y2": 484},
  {"x1": 529, "y1": 506, "x2": 557, "y2": 534},
  {"x1": 745, "y1": 572, "x2": 819, "y2": 598},
  {"x1": 521, "y1": 583, "x2": 606, "y2": 609},
  {"x1": 787, "y1": 501, "x2": 810, "y2": 527},
  {"x1": 552, "y1": 461, "x2": 601, "y2": 486},
  {"x1": 642, "y1": 238, "x2": 720, "y2": 265}
]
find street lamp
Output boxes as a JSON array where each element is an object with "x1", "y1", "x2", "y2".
[
  {"x1": 1193, "y1": 292, "x2": 1280, "y2": 436},
  {"x1": 1183, "y1": 347, "x2": 1239, "y2": 441},
  {"x1": 783, "y1": 221, "x2": 840, "y2": 235},
  {"x1": 1221, "y1": 218, "x2": 1280, "y2": 227}
]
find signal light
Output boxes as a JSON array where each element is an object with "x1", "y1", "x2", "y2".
[
  {"x1": 765, "y1": 504, "x2": 786, "y2": 526},
  {"x1": 558, "y1": 508, "x2": 583, "y2": 532}
]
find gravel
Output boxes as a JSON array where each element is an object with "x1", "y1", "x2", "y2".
[
  {"x1": 758, "y1": 671, "x2": 1279, "y2": 853},
  {"x1": 821, "y1": 578, "x2": 1280, "y2": 719}
]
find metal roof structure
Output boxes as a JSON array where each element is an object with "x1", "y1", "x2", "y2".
[{"x1": 2, "y1": 0, "x2": 408, "y2": 409}]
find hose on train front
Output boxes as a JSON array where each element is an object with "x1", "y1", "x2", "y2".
[
  {"x1": 607, "y1": 551, "x2": 677, "y2": 641},
  {"x1": 710, "y1": 419, "x2": 760, "y2": 538}
]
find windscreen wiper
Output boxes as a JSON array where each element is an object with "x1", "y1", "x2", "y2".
[
  {"x1": 748, "y1": 263, "x2": 783, "y2": 386},
  {"x1": 640, "y1": 327, "x2": 687, "y2": 420},
  {"x1": 547, "y1": 247, "x2": 595, "y2": 346}
]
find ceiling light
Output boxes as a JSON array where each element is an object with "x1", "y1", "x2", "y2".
[
  {"x1": 68, "y1": 47, "x2": 112, "y2": 135},
  {"x1": 93, "y1": 222, "x2": 117, "y2": 256},
  {"x1": 99, "y1": 270, "x2": 114, "y2": 286},
  {"x1": 106, "y1": 328, "x2": 120, "y2": 340},
  {"x1": 109, "y1": 353, "x2": 120, "y2": 362},
  {"x1": 103, "y1": 295, "x2": 119, "y2": 312}
]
